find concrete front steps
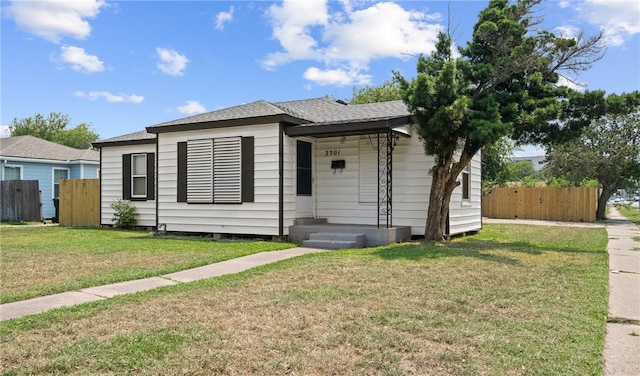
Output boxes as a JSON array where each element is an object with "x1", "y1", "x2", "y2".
[
  {"x1": 289, "y1": 217, "x2": 412, "y2": 248},
  {"x1": 303, "y1": 232, "x2": 366, "y2": 250}
]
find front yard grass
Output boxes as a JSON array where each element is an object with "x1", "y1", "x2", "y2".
[
  {"x1": 617, "y1": 204, "x2": 640, "y2": 227},
  {"x1": 0, "y1": 226, "x2": 295, "y2": 303},
  {"x1": 0, "y1": 224, "x2": 609, "y2": 375}
]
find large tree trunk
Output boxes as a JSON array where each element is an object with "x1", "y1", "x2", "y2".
[
  {"x1": 596, "y1": 187, "x2": 615, "y2": 221},
  {"x1": 424, "y1": 167, "x2": 452, "y2": 240},
  {"x1": 425, "y1": 154, "x2": 470, "y2": 240},
  {"x1": 596, "y1": 183, "x2": 618, "y2": 221}
]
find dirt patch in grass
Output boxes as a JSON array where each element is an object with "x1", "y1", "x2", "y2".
[{"x1": 0, "y1": 225, "x2": 608, "y2": 375}]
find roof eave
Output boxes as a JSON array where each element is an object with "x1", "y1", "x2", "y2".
[
  {"x1": 0, "y1": 156, "x2": 99, "y2": 164},
  {"x1": 146, "y1": 114, "x2": 308, "y2": 134},
  {"x1": 284, "y1": 116, "x2": 413, "y2": 138},
  {"x1": 92, "y1": 138, "x2": 157, "y2": 148}
]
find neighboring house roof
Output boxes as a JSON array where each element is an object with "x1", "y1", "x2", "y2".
[
  {"x1": 92, "y1": 130, "x2": 156, "y2": 148},
  {"x1": 0, "y1": 135, "x2": 99, "y2": 163},
  {"x1": 145, "y1": 98, "x2": 412, "y2": 138}
]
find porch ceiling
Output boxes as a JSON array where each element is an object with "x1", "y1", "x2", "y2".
[{"x1": 283, "y1": 117, "x2": 413, "y2": 138}]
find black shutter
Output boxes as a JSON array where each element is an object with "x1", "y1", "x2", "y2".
[
  {"x1": 122, "y1": 154, "x2": 131, "y2": 200},
  {"x1": 146, "y1": 152, "x2": 155, "y2": 200},
  {"x1": 177, "y1": 142, "x2": 187, "y2": 202},
  {"x1": 241, "y1": 137, "x2": 254, "y2": 203}
]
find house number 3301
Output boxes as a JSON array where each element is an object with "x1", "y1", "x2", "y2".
[{"x1": 325, "y1": 150, "x2": 340, "y2": 156}]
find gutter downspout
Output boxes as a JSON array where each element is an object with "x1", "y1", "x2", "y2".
[
  {"x1": 279, "y1": 123, "x2": 284, "y2": 238},
  {"x1": 98, "y1": 149, "x2": 102, "y2": 226},
  {"x1": 155, "y1": 135, "x2": 160, "y2": 230}
]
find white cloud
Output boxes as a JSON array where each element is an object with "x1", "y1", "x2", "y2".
[
  {"x1": 575, "y1": 0, "x2": 640, "y2": 46},
  {"x1": 177, "y1": 100, "x2": 207, "y2": 115},
  {"x1": 262, "y1": 0, "x2": 442, "y2": 86},
  {"x1": 75, "y1": 91, "x2": 144, "y2": 103},
  {"x1": 156, "y1": 47, "x2": 189, "y2": 76},
  {"x1": 0, "y1": 125, "x2": 11, "y2": 138},
  {"x1": 304, "y1": 66, "x2": 372, "y2": 86},
  {"x1": 4, "y1": 0, "x2": 106, "y2": 43},
  {"x1": 554, "y1": 25, "x2": 581, "y2": 39},
  {"x1": 215, "y1": 6, "x2": 234, "y2": 30},
  {"x1": 57, "y1": 45, "x2": 104, "y2": 73},
  {"x1": 556, "y1": 75, "x2": 585, "y2": 91}
]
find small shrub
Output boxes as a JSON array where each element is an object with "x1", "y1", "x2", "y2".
[{"x1": 110, "y1": 200, "x2": 137, "y2": 229}]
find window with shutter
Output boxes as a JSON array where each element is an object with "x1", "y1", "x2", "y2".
[
  {"x1": 131, "y1": 154, "x2": 147, "y2": 198},
  {"x1": 123, "y1": 153, "x2": 155, "y2": 201},
  {"x1": 187, "y1": 139, "x2": 214, "y2": 203},
  {"x1": 180, "y1": 136, "x2": 252, "y2": 204},
  {"x1": 213, "y1": 137, "x2": 241, "y2": 203}
]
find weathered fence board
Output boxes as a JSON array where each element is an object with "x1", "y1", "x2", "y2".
[
  {"x1": 482, "y1": 187, "x2": 597, "y2": 223},
  {"x1": 0, "y1": 180, "x2": 41, "y2": 222},
  {"x1": 59, "y1": 179, "x2": 100, "y2": 227}
]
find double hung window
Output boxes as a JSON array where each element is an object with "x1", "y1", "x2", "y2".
[
  {"x1": 122, "y1": 153, "x2": 155, "y2": 201},
  {"x1": 53, "y1": 168, "x2": 69, "y2": 198}
]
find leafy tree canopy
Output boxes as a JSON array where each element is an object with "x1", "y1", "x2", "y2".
[
  {"x1": 545, "y1": 91, "x2": 640, "y2": 220},
  {"x1": 9, "y1": 113, "x2": 99, "y2": 149},
  {"x1": 349, "y1": 80, "x2": 403, "y2": 104}
]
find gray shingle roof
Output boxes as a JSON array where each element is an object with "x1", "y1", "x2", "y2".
[
  {"x1": 93, "y1": 130, "x2": 156, "y2": 147},
  {"x1": 144, "y1": 98, "x2": 411, "y2": 134},
  {"x1": 0, "y1": 135, "x2": 99, "y2": 162},
  {"x1": 276, "y1": 98, "x2": 409, "y2": 124},
  {"x1": 97, "y1": 98, "x2": 412, "y2": 143},
  {"x1": 149, "y1": 100, "x2": 297, "y2": 129}
]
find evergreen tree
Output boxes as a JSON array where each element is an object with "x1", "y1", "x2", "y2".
[{"x1": 394, "y1": 0, "x2": 606, "y2": 240}]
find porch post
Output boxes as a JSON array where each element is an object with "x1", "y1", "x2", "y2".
[{"x1": 377, "y1": 128, "x2": 398, "y2": 228}]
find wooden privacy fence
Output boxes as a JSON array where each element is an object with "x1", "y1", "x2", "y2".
[
  {"x1": 59, "y1": 179, "x2": 100, "y2": 227},
  {"x1": 0, "y1": 180, "x2": 41, "y2": 222},
  {"x1": 482, "y1": 187, "x2": 597, "y2": 223}
]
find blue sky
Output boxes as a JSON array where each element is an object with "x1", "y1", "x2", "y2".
[{"x1": 1, "y1": 0, "x2": 639, "y2": 156}]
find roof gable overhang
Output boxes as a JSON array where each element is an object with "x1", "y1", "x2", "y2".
[
  {"x1": 0, "y1": 156, "x2": 99, "y2": 165},
  {"x1": 146, "y1": 114, "x2": 308, "y2": 134},
  {"x1": 284, "y1": 116, "x2": 413, "y2": 138},
  {"x1": 92, "y1": 138, "x2": 156, "y2": 148}
]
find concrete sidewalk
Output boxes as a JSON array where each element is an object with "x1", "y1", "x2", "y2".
[
  {"x1": 0, "y1": 247, "x2": 327, "y2": 321},
  {"x1": 603, "y1": 206, "x2": 640, "y2": 376}
]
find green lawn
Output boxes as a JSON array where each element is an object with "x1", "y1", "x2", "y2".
[
  {"x1": 0, "y1": 224, "x2": 609, "y2": 375},
  {"x1": 0, "y1": 226, "x2": 295, "y2": 303},
  {"x1": 616, "y1": 204, "x2": 640, "y2": 227}
]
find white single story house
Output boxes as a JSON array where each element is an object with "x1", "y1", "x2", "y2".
[{"x1": 93, "y1": 98, "x2": 481, "y2": 247}]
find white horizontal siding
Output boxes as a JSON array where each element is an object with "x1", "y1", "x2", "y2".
[
  {"x1": 388, "y1": 134, "x2": 433, "y2": 235},
  {"x1": 448, "y1": 151, "x2": 482, "y2": 235},
  {"x1": 100, "y1": 144, "x2": 156, "y2": 227},
  {"x1": 156, "y1": 124, "x2": 286, "y2": 236},
  {"x1": 313, "y1": 130, "x2": 481, "y2": 236}
]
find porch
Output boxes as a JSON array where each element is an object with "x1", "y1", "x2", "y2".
[{"x1": 288, "y1": 218, "x2": 412, "y2": 250}]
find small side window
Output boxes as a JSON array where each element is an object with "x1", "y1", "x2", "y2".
[
  {"x1": 53, "y1": 168, "x2": 69, "y2": 198},
  {"x1": 3, "y1": 165, "x2": 21, "y2": 180},
  {"x1": 462, "y1": 163, "x2": 470, "y2": 200}
]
